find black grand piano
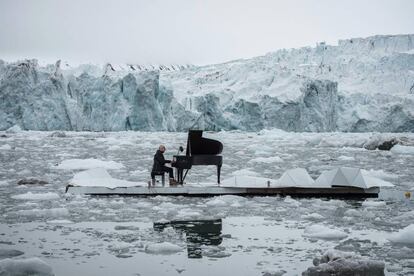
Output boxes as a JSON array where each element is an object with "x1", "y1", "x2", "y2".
[{"x1": 172, "y1": 130, "x2": 223, "y2": 184}]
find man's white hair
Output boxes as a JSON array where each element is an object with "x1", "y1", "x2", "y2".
[{"x1": 159, "y1": 145, "x2": 165, "y2": 150}]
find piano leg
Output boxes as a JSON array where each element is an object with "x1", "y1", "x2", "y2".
[
  {"x1": 176, "y1": 168, "x2": 183, "y2": 184},
  {"x1": 217, "y1": 165, "x2": 221, "y2": 184}
]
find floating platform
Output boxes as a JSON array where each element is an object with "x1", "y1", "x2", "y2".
[{"x1": 65, "y1": 184, "x2": 380, "y2": 198}]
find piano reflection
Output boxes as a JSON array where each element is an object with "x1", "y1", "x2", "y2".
[{"x1": 172, "y1": 130, "x2": 223, "y2": 184}]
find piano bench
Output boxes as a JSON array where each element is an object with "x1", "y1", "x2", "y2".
[{"x1": 150, "y1": 172, "x2": 165, "y2": 186}]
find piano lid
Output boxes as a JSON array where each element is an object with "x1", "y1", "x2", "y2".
[{"x1": 187, "y1": 130, "x2": 223, "y2": 156}]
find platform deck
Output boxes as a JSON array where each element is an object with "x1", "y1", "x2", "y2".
[{"x1": 65, "y1": 184, "x2": 379, "y2": 198}]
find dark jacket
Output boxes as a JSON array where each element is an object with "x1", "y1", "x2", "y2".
[{"x1": 152, "y1": 150, "x2": 171, "y2": 172}]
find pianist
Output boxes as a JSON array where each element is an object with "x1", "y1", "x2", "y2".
[{"x1": 151, "y1": 145, "x2": 177, "y2": 185}]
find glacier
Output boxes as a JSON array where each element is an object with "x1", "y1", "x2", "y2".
[{"x1": 1, "y1": 34, "x2": 413, "y2": 132}]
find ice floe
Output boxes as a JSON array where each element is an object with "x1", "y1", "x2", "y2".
[
  {"x1": 46, "y1": 219, "x2": 74, "y2": 224},
  {"x1": 388, "y1": 224, "x2": 414, "y2": 244},
  {"x1": 145, "y1": 242, "x2": 182, "y2": 254},
  {"x1": 301, "y1": 213, "x2": 324, "y2": 221},
  {"x1": 303, "y1": 249, "x2": 384, "y2": 276},
  {"x1": 391, "y1": 145, "x2": 414, "y2": 155},
  {"x1": 0, "y1": 249, "x2": 24, "y2": 259},
  {"x1": 0, "y1": 257, "x2": 54, "y2": 276},
  {"x1": 16, "y1": 207, "x2": 69, "y2": 218},
  {"x1": 0, "y1": 144, "x2": 12, "y2": 150},
  {"x1": 69, "y1": 168, "x2": 144, "y2": 188},
  {"x1": 54, "y1": 158, "x2": 124, "y2": 170},
  {"x1": 303, "y1": 224, "x2": 348, "y2": 240},
  {"x1": 361, "y1": 200, "x2": 387, "y2": 208},
  {"x1": 11, "y1": 192, "x2": 60, "y2": 201},
  {"x1": 249, "y1": 156, "x2": 283, "y2": 163}
]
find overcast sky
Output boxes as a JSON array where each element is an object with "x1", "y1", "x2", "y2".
[{"x1": 0, "y1": 0, "x2": 413, "y2": 65}]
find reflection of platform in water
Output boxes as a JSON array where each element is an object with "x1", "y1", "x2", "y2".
[
  {"x1": 154, "y1": 219, "x2": 222, "y2": 258},
  {"x1": 66, "y1": 184, "x2": 380, "y2": 198}
]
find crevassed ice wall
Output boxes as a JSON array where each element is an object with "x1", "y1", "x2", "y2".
[{"x1": 1, "y1": 34, "x2": 413, "y2": 132}]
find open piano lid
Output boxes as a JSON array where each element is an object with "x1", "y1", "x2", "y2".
[{"x1": 186, "y1": 130, "x2": 223, "y2": 156}]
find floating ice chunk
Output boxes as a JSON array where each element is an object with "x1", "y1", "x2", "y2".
[
  {"x1": 230, "y1": 168, "x2": 259, "y2": 176},
  {"x1": 283, "y1": 196, "x2": 301, "y2": 207},
  {"x1": 205, "y1": 195, "x2": 245, "y2": 207},
  {"x1": 249, "y1": 156, "x2": 283, "y2": 163},
  {"x1": 276, "y1": 168, "x2": 319, "y2": 188},
  {"x1": 0, "y1": 144, "x2": 12, "y2": 150},
  {"x1": 0, "y1": 180, "x2": 9, "y2": 186},
  {"x1": 388, "y1": 224, "x2": 414, "y2": 244},
  {"x1": 303, "y1": 249, "x2": 384, "y2": 276},
  {"x1": 361, "y1": 169, "x2": 398, "y2": 180},
  {"x1": 337, "y1": 155, "x2": 355, "y2": 161},
  {"x1": 361, "y1": 200, "x2": 386, "y2": 208},
  {"x1": 301, "y1": 213, "x2": 324, "y2": 221},
  {"x1": 176, "y1": 209, "x2": 202, "y2": 219},
  {"x1": 391, "y1": 145, "x2": 414, "y2": 155},
  {"x1": 0, "y1": 249, "x2": 24, "y2": 259},
  {"x1": 54, "y1": 158, "x2": 124, "y2": 170},
  {"x1": 16, "y1": 207, "x2": 69, "y2": 218},
  {"x1": 11, "y1": 192, "x2": 59, "y2": 201},
  {"x1": 47, "y1": 219, "x2": 74, "y2": 224},
  {"x1": 0, "y1": 257, "x2": 54, "y2": 276},
  {"x1": 344, "y1": 209, "x2": 361, "y2": 217},
  {"x1": 261, "y1": 270, "x2": 286, "y2": 276},
  {"x1": 145, "y1": 242, "x2": 182, "y2": 254},
  {"x1": 69, "y1": 168, "x2": 144, "y2": 188},
  {"x1": 303, "y1": 224, "x2": 348, "y2": 240},
  {"x1": 5, "y1": 125, "x2": 22, "y2": 133}
]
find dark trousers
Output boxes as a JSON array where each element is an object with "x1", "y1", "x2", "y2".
[{"x1": 151, "y1": 166, "x2": 173, "y2": 179}]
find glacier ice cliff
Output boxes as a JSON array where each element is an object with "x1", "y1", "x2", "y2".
[{"x1": 1, "y1": 34, "x2": 414, "y2": 132}]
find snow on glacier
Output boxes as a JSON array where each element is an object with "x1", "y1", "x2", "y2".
[{"x1": 1, "y1": 34, "x2": 414, "y2": 132}]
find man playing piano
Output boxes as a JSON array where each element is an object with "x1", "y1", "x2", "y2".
[{"x1": 151, "y1": 145, "x2": 177, "y2": 186}]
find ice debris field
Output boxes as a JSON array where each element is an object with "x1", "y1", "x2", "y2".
[{"x1": 1, "y1": 129, "x2": 414, "y2": 275}]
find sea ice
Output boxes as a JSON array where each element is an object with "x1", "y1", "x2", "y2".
[
  {"x1": 388, "y1": 224, "x2": 414, "y2": 244},
  {"x1": 46, "y1": 219, "x2": 74, "y2": 224},
  {"x1": 391, "y1": 145, "x2": 414, "y2": 155},
  {"x1": 145, "y1": 242, "x2": 182, "y2": 254},
  {"x1": 337, "y1": 155, "x2": 355, "y2": 161},
  {"x1": 249, "y1": 156, "x2": 283, "y2": 163},
  {"x1": 361, "y1": 200, "x2": 386, "y2": 208},
  {"x1": 205, "y1": 195, "x2": 245, "y2": 207},
  {"x1": 54, "y1": 158, "x2": 124, "y2": 170},
  {"x1": 69, "y1": 168, "x2": 143, "y2": 188},
  {"x1": 303, "y1": 249, "x2": 384, "y2": 276},
  {"x1": 11, "y1": 192, "x2": 60, "y2": 201},
  {"x1": 0, "y1": 249, "x2": 24, "y2": 259},
  {"x1": 16, "y1": 207, "x2": 69, "y2": 218},
  {"x1": 301, "y1": 213, "x2": 324, "y2": 221},
  {"x1": 0, "y1": 144, "x2": 12, "y2": 150},
  {"x1": 5, "y1": 125, "x2": 22, "y2": 133},
  {"x1": 303, "y1": 224, "x2": 348, "y2": 240},
  {"x1": 0, "y1": 257, "x2": 54, "y2": 276}
]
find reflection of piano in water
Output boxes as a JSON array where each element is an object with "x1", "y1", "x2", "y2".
[
  {"x1": 153, "y1": 219, "x2": 222, "y2": 258},
  {"x1": 172, "y1": 130, "x2": 223, "y2": 184}
]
